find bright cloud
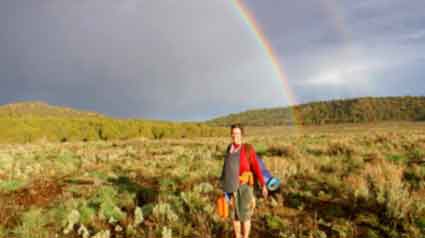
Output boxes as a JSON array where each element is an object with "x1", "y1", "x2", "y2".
[{"x1": 300, "y1": 49, "x2": 387, "y2": 87}]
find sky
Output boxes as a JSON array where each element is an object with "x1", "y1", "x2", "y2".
[{"x1": 1, "y1": 0, "x2": 424, "y2": 121}]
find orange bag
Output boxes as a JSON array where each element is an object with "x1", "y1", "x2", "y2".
[
  {"x1": 239, "y1": 172, "x2": 254, "y2": 186},
  {"x1": 216, "y1": 195, "x2": 229, "y2": 218}
]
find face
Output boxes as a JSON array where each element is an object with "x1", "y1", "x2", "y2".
[{"x1": 231, "y1": 128, "x2": 242, "y2": 145}]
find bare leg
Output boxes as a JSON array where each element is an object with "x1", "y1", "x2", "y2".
[
  {"x1": 233, "y1": 221, "x2": 242, "y2": 238},
  {"x1": 242, "y1": 220, "x2": 251, "y2": 238}
]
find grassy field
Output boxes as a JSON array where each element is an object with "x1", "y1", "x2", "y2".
[{"x1": 1, "y1": 122, "x2": 425, "y2": 237}]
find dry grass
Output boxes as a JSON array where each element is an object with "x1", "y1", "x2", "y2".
[{"x1": 0, "y1": 122, "x2": 424, "y2": 237}]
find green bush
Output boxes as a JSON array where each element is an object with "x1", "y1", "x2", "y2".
[
  {"x1": 0, "y1": 117, "x2": 226, "y2": 144},
  {"x1": 0, "y1": 179, "x2": 26, "y2": 192},
  {"x1": 13, "y1": 208, "x2": 50, "y2": 238}
]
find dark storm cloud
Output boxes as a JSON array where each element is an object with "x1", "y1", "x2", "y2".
[
  {"x1": 0, "y1": 0, "x2": 287, "y2": 120},
  {"x1": 1, "y1": 1, "x2": 424, "y2": 120}
]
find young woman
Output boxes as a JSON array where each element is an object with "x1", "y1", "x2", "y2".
[{"x1": 221, "y1": 124, "x2": 268, "y2": 238}]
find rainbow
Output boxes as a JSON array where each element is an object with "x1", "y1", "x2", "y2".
[
  {"x1": 318, "y1": 0, "x2": 351, "y2": 46},
  {"x1": 231, "y1": 0, "x2": 300, "y2": 124}
]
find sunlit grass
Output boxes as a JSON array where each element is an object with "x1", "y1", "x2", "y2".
[{"x1": 0, "y1": 122, "x2": 424, "y2": 237}]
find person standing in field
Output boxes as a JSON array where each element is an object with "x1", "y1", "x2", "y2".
[{"x1": 221, "y1": 124, "x2": 268, "y2": 238}]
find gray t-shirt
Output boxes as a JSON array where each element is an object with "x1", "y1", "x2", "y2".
[{"x1": 221, "y1": 150, "x2": 240, "y2": 193}]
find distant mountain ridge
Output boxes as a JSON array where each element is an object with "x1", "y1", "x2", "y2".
[
  {"x1": 207, "y1": 96, "x2": 425, "y2": 126},
  {"x1": 0, "y1": 101, "x2": 103, "y2": 118}
]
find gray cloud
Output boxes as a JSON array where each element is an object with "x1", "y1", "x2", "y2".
[
  {"x1": 245, "y1": 0, "x2": 425, "y2": 104},
  {"x1": 1, "y1": 0, "x2": 424, "y2": 120},
  {"x1": 1, "y1": 0, "x2": 289, "y2": 120}
]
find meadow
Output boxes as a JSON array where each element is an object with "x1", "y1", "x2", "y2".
[{"x1": 1, "y1": 122, "x2": 425, "y2": 238}]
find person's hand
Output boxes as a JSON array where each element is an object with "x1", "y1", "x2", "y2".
[{"x1": 262, "y1": 185, "x2": 268, "y2": 199}]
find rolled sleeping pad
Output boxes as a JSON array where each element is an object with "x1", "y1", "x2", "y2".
[
  {"x1": 256, "y1": 155, "x2": 281, "y2": 192},
  {"x1": 266, "y1": 177, "x2": 281, "y2": 192}
]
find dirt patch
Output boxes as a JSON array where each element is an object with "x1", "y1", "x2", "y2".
[
  {"x1": 10, "y1": 179, "x2": 65, "y2": 207},
  {"x1": 0, "y1": 179, "x2": 65, "y2": 228}
]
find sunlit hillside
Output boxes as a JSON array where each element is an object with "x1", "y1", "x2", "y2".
[
  {"x1": 208, "y1": 96, "x2": 425, "y2": 126},
  {"x1": 0, "y1": 101, "x2": 102, "y2": 118},
  {"x1": 0, "y1": 102, "x2": 226, "y2": 144}
]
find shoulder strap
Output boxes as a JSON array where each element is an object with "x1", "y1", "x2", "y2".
[
  {"x1": 227, "y1": 144, "x2": 253, "y2": 165},
  {"x1": 244, "y1": 144, "x2": 260, "y2": 188},
  {"x1": 243, "y1": 143, "x2": 254, "y2": 169}
]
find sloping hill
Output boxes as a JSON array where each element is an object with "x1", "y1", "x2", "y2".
[
  {"x1": 207, "y1": 96, "x2": 425, "y2": 126},
  {"x1": 0, "y1": 101, "x2": 102, "y2": 118},
  {"x1": 0, "y1": 101, "x2": 226, "y2": 143}
]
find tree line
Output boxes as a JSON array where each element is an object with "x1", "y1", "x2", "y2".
[
  {"x1": 208, "y1": 96, "x2": 425, "y2": 126},
  {"x1": 0, "y1": 117, "x2": 227, "y2": 144}
]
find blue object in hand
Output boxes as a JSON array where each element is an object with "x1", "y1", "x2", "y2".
[{"x1": 256, "y1": 155, "x2": 281, "y2": 192}]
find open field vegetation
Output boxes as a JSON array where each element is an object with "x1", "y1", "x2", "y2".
[
  {"x1": 0, "y1": 117, "x2": 226, "y2": 144},
  {"x1": 1, "y1": 123, "x2": 425, "y2": 237}
]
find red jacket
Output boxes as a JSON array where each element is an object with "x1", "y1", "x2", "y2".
[{"x1": 232, "y1": 143, "x2": 265, "y2": 186}]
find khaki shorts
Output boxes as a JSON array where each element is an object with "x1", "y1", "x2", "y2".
[{"x1": 230, "y1": 184, "x2": 255, "y2": 222}]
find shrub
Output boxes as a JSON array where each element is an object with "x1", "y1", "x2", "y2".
[
  {"x1": 327, "y1": 141, "x2": 357, "y2": 157},
  {"x1": 152, "y1": 202, "x2": 178, "y2": 224},
  {"x1": 63, "y1": 209, "x2": 80, "y2": 235},
  {"x1": 78, "y1": 202, "x2": 96, "y2": 225},
  {"x1": 0, "y1": 179, "x2": 26, "y2": 192},
  {"x1": 267, "y1": 144, "x2": 300, "y2": 158},
  {"x1": 0, "y1": 226, "x2": 8, "y2": 238},
  {"x1": 343, "y1": 174, "x2": 369, "y2": 201},
  {"x1": 386, "y1": 154, "x2": 407, "y2": 163},
  {"x1": 152, "y1": 127, "x2": 165, "y2": 140},
  {"x1": 363, "y1": 161, "x2": 412, "y2": 221},
  {"x1": 161, "y1": 226, "x2": 172, "y2": 238},
  {"x1": 91, "y1": 230, "x2": 111, "y2": 238},
  {"x1": 265, "y1": 214, "x2": 288, "y2": 230},
  {"x1": 134, "y1": 206, "x2": 144, "y2": 226},
  {"x1": 14, "y1": 208, "x2": 50, "y2": 238}
]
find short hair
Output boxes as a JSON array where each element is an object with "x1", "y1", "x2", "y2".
[{"x1": 230, "y1": 123, "x2": 244, "y2": 135}]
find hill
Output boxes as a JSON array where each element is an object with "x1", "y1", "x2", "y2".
[
  {"x1": 0, "y1": 101, "x2": 226, "y2": 143},
  {"x1": 207, "y1": 96, "x2": 425, "y2": 126},
  {"x1": 0, "y1": 101, "x2": 102, "y2": 118}
]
